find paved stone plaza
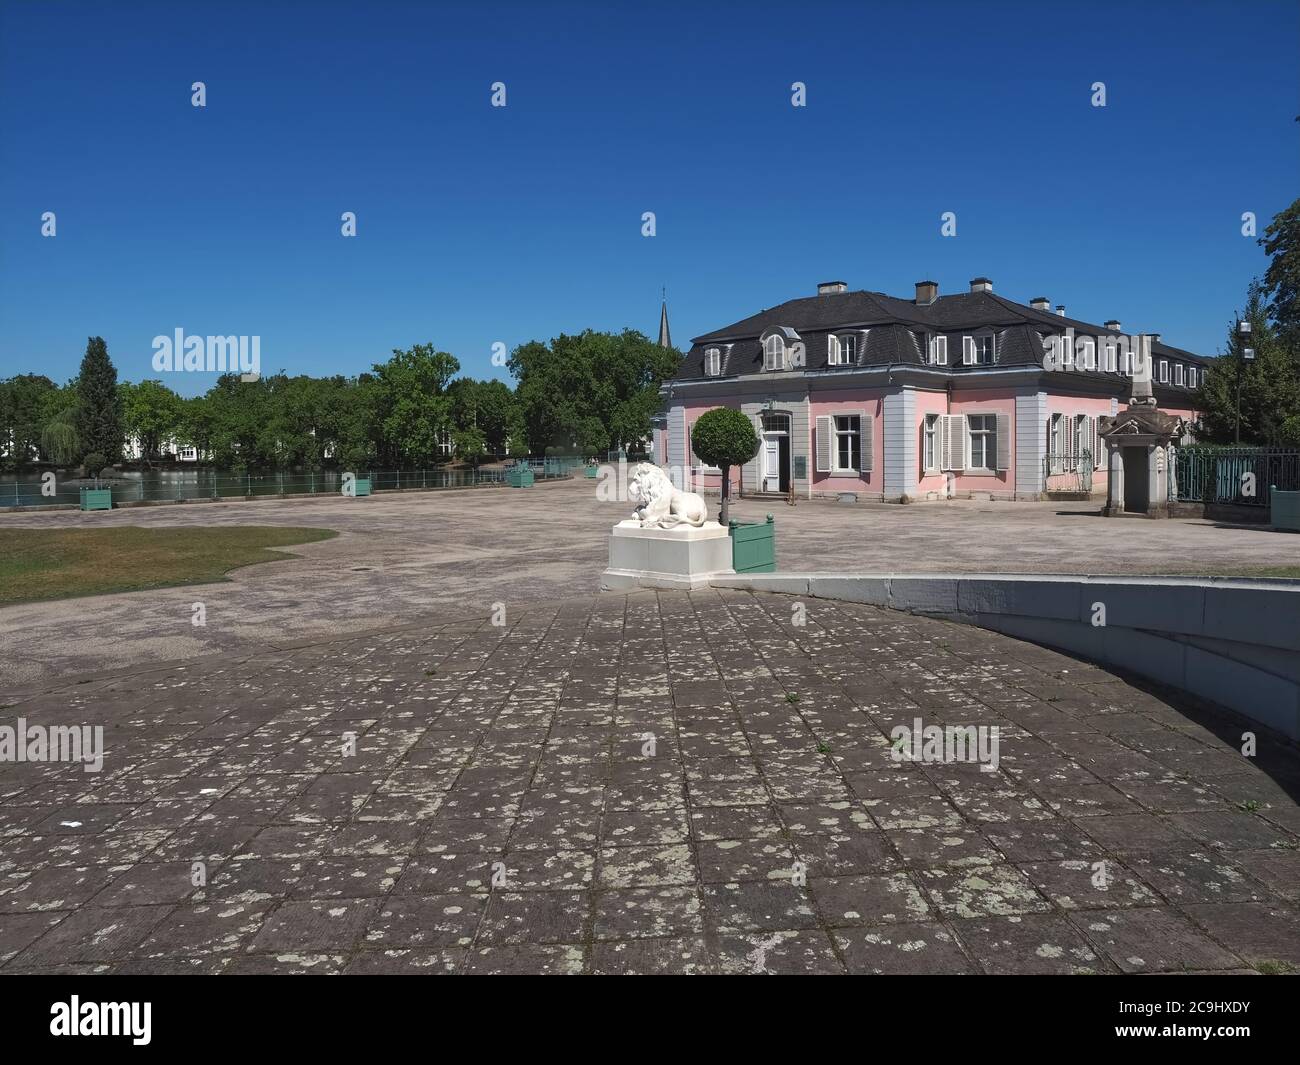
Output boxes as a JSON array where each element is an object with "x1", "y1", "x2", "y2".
[
  {"x1": 2, "y1": 589, "x2": 1298, "y2": 974},
  {"x1": 2, "y1": 478, "x2": 1298, "y2": 688}
]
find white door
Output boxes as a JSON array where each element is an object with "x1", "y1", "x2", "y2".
[{"x1": 762, "y1": 434, "x2": 780, "y2": 492}]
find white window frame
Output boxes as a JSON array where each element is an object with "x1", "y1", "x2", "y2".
[
  {"x1": 1174, "y1": 363, "x2": 1184, "y2": 386},
  {"x1": 832, "y1": 414, "x2": 861, "y2": 473},
  {"x1": 1188, "y1": 366, "x2": 1198, "y2": 388},
  {"x1": 1158, "y1": 359, "x2": 1168, "y2": 383},
  {"x1": 1079, "y1": 338, "x2": 1096, "y2": 370},
  {"x1": 923, "y1": 413, "x2": 940, "y2": 472},
  {"x1": 1048, "y1": 413, "x2": 1065, "y2": 467},
  {"x1": 1061, "y1": 335, "x2": 1075, "y2": 369},
  {"x1": 933, "y1": 335, "x2": 948, "y2": 365},
  {"x1": 1104, "y1": 343, "x2": 1117, "y2": 372},
  {"x1": 967, "y1": 413, "x2": 996, "y2": 471},
  {"x1": 704, "y1": 348, "x2": 721, "y2": 376},
  {"x1": 965, "y1": 333, "x2": 995, "y2": 366},
  {"x1": 763, "y1": 333, "x2": 786, "y2": 371},
  {"x1": 828, "y1": 333, "x2": 857, "y2": 367}
]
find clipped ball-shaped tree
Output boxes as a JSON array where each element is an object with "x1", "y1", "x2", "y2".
[
  {"x1": 689, "y1": 407, "x2": 759, "y2": 525},
  {"x1": 82, "y1": 451, "x2": 108, "y2": 480}
]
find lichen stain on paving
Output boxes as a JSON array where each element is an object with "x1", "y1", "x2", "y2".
[{"x1": 0, "y1": 589, "x2": 1297, "y2": 973}]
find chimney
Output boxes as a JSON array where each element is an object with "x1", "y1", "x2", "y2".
[
  {"x1": 969, "y1": 276, "x2": 993, "y2": 293},
  {"x1": 1104, "y1": 319, "x2": 1121, "y2": 332},
  {"x1": 817, "y1": 280, "x2": 847, "y2": 295},
  {"x1": 1056, "y1": 304, "x2": 1066, "y2": 317},
  {"x1": 1029, "y1": 297, "x2": 1051, "y2": 312},
  {"x1": 915, "y1": 280, "x2": 938, "y2": 305}
]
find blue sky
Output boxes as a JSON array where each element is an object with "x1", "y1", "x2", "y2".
[{"x1": 1, "y1": 0, "x2": 1296, "y2": 395}]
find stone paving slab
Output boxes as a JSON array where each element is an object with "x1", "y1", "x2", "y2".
[
  {"x1": 3, "y1": 478, "x2": 1298, "y2": 688},
  {"x1": 1, "y1": 589, "x2": 1298, "y2": 974}
]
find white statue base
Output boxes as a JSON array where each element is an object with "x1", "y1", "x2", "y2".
[{"x1": 600, "y1": 519, "x2": 735, "y2": 591}]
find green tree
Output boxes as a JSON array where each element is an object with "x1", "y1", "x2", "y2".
[
  {"x1": 688, "y1": 407, "x2": 759, "y2": 524},
  {"x1": 1260, "y1": 196, "x2": 1300, "y2": 355},
  {"x1": 0, "y1": 374, "x2": 58, "y2": 470},
  {"x1": 75, "y1": 337, "x2": 123, "y2": 464},
  {"x1": 1195, "y1": 279, "x2": 1300, "y2": 445},
  {"x1": 120, "y1": 379, "x2": 183, "y2": 463},
  {"x1": 40, "y1": 413, "x2": 79, "y2": 465},
  {"x1": 453, "y1": 425, "x2": 487, "y2": 466},
  {"x1": 370, "y1": 344, "x2": 459, "y2": 466},
  {"x1": 509, "y1": 329, "x2": 678, "y2": 456}
]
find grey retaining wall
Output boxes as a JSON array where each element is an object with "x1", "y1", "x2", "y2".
[{"x1": 707, "y1": 572, "x2": 1300, "y2": 741}]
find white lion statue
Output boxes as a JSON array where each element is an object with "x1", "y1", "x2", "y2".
[{"x1": 627, "y1": 462, "x2": 708, "y2": 529}]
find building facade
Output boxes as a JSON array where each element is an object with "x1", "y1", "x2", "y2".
[{"x1": 658, "y1": 278, "x2": 1208, "y2": 502}]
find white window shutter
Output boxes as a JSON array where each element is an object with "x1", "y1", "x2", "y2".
[
  {"x1": 995, "y1": 412, "x2": 1010, "y2": 471},
  {"x1": 962, "y1": 336, "x2": 975, "y2": 365},
  {"x1": 1090, "y1": 416, "x2": 1100, "y2": 469},
  {"x1": 940, "y1": 416, "x2": 951, "y2": 470},
  {"x1": 946, "y1": 414, "x2": 966, "y2": 470},
  {"x1": 860, "y1": 413, "x2": 873, "y2": 474},
  {"x1": 815, "y1": 415, "x2": 832, "y2": 473},
  {"x1": 936, "y1": 336, "x2": 948, "y2": 365}
]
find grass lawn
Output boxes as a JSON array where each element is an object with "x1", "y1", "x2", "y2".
[{"x1": 0, "y1": 526, "x2": 338, "y2": 605}]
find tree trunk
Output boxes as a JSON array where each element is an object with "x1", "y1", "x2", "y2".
[{"x1": 720, "y1": 464, "x2": 731, "y2": 525}]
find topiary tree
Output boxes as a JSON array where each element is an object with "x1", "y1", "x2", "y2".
[
  {"x1": 689, "y1": 407, "x2": 759, "y2": 525},
  {"x1": 82, "y1": 451, "x2": 107, "y2": 480}
]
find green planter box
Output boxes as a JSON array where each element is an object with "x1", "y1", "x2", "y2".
[
  {"x1": 507, "y1": 467, "x2": 535, "y2": 488},
  {"x1": 729, "y1": 514, "x2": 776, "y2": 573},
  {"x1": 79, "y1": 487, "x2": 112, "y2": 511},
  {"x1": 1272, "y1": 485, "x2": 1300, "y2": 531},
  {"x1": 354, "y1": 477, "x2": 371, "y2": 497}
]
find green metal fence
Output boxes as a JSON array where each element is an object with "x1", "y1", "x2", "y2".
[
  {"x1": 1170, "y1": 447, "x2": 1300, "y2": 507},
  {"x1": 1, "y1": 464, "x2": 574, "y2": 509}
]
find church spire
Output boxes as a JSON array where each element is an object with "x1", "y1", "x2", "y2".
[{"x1": 657, "y1": 287, "x2": 672, "y2": 349}]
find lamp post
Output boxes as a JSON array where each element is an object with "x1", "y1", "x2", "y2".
[{"x1": 1235, "y1": 319, "x2": 1253, "y2": 445}]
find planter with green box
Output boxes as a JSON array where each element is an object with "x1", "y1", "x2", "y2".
[
  {"x1": 79, "y1": 487, "x2": 112, "y2": 512},
  {"x1": 1272, "y1": 485, "x2": 1300, "y2": 531},
  {"x1": 728, "y1": 514, "x2": 776, "y2": 573}
]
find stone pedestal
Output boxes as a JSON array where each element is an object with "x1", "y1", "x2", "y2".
[{"x1": 600, "y1": 520, "x2": 735, "y2": 590}]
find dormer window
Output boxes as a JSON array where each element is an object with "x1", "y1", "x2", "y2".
[
  {"x1": 964, "y1": 333, "x2": 996, "y2": 365},
  {"x1": 704, "y1": 347, "x2": 721, "y2": 376},
  {"x1": 1174, "y1": 363, "x2": 1184, "y2": 386},
  {"x1": 828, "y1": 333, "x2": 858, "y2": 366},
  {"x1": 1188, "y1": 366, "x2": 1198, "y2": 388},
  {"x1": 763, "y1": 334, "x2": 785, "y2": 370},
  {"x1": 1158, "y1": 359, "x2": 1169, "y2": 383},
  {"x1": 760, "y1": 328, "x2": 800, "y2": 371},
  {"x1": 1079, "y1": 338, "x2": 1096, "y2": 370}
]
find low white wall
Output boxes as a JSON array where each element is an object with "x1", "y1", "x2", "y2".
[{"x1": 707, "y1": 572, "x2": 1300, "y2": 741}]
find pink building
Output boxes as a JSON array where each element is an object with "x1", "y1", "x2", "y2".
[{"x1": 658, "y1": 278, "x2": 1204, "y2": 502}]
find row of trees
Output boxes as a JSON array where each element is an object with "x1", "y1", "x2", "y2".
[{"x1": 0, "y1": 330, "x2": 678, "y2": 472}]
